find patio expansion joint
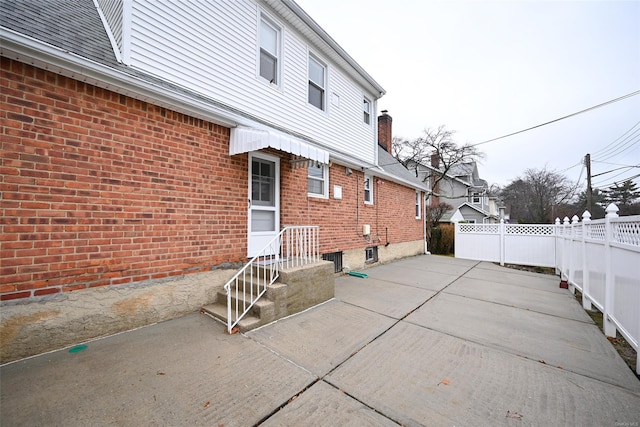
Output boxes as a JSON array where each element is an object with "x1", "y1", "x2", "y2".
[
  {"x1": 402, "y1": 319, "x2": 640, "y2": 394},
  {"x1": 440, "y1": 291, "x2": 597, "y2": 326},
  {"x1": 256, "y1": 261, "x2": 482, "y2": 426}
]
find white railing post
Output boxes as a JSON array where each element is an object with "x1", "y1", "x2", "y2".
[
  {"x1": 581, "y1": 211, "x2": 592, "y2": 311},
  {"x1": 499, "y1": 219, "x2": 505, "y2": 266},
  {"x1": 568, "y1": 215, "x2": 579, "y2": 294},
  {"x1": 603, "y1": 203, "x2": 619, "y2": 337},
  {"x1": 561, "y1": 216, "x2": 570, "y2": 282},
  {"x1": 554, "y1": 217, "x2": 561, "y2": 275}
]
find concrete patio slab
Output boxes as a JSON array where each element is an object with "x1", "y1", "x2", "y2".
[
  {"x1": 363, "y1": 263, "x2": 460, "y2": 292},
  {"x1": 406, "y1": 292, "x2": 640, "y2": 391},
  {"x1": 335, "y1": 275, "x2": 436, "y2": 319},
  {"x1": 0, "y1": 312, "x2": 316, "y2": 427},
  {"x1": 247, "y1": 300, "x2": 396, "y2": 377},
  {"x1": 2, "y1": 255, "x2": 638, "y2": 426},
  {"x1": 386, "y1": 254, "x2": 477, "y2": 276},
  {"x1": 261, "y1": 380, "x2": 397, "y2": 427},
  {"x1": 464, "y1": 263, "x2": 564, "y2": 292},
  {"x1": 445, "y1": 276, "x2": 593, "y2": 322},
  {"x1": 326, "y1": 321, "x2": 640, "y2": 427}
]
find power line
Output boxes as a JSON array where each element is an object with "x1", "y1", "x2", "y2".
[
  {"x1": 591, "y1": 164, "x2": 640, "y2": 178},
  {"x1": 597, "y1": 134, "x2": 640, "y2": 162},
  {"x1": 469, "y1": 90, "x2": 640, "y2": 147},
  {"x1": 593, "y1": 171, "x2": 640, "y2": 188},
  {"x1": 593, "y1": 160, "x2": 640, "y2": 168},
  {"x1": 592, "y1": 119, "x2": 640, "y2": 157}
]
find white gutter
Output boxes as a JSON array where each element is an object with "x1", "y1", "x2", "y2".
[
  {"x1": 0, "y1": 27, "x2": 242, "y2": 129},
  {"x1": 279, "y1": 0, "x2": 386, "y2": 98}
]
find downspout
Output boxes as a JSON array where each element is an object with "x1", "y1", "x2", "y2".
[{"x1": 424, "y1": 191, "x2": 430, "y2": 254}]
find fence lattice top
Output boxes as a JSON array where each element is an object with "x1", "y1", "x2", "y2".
[{"x1": 613, "y1": 220, "x2": 640, "y2": 246}]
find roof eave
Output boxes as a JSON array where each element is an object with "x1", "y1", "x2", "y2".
[{"x1": 1, "y1": 27, "x2": 241, "y2": 128}]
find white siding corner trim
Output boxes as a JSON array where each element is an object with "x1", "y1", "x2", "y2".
[{"x1": 230, "y1": 127, "x2": 329, "y2": 164}]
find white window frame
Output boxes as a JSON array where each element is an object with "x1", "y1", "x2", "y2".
[
  {"x1": 308, "y1": 53, "x2": 326, "y2": 111},
  {"x1": 258, "y1": 12, "x2": 282, "y2": 87},
  {"x1": 472, "y1": 192, "x2": 481, "y2": 204},
  {"x1": 364, "y1": 174, "x2": 373, "y2": 205},
  {"x1": 363, "y1": 97, "x2": 371, "y2": 125},
  {"x1": 415, "y1": 191, "x2": 422, "y2": 219},
  {"x1": 308, "y1": 162, "x2": 329, "y2": 199}
]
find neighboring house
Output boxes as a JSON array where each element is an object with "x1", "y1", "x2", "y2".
[
  {"x1": 0, "y1": 0, "x2": 428, "y2": 362},
  {"x1": 409, "y1": 155, "x2": 498, "y2": 224}
]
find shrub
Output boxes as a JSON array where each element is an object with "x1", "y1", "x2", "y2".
[{"x1": 430, "y1": 224, "x2": 454, "y2": 255}]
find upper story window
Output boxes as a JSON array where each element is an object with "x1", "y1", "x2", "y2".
[
  {"x1": 308, "y1": 163, "x2": 328, "y2": 198},
  {"x1": 363, "y1": 98, "x2": 371, "y2": 124},
  {"x1": 415, "y1": 191, "x2": 422, "y2": 218},
  {"x1": 308, "y1": 54, "x2": 326, "y2": 110},
  {"x1": 364, "y1": 175, "x2": 373, "y2": 204},
  {"x1": 259, "y1": 16, "x2": 280, "y2": 85},
  {"x1": 472, "y1": 192, "x2": 481, "y2": 204}
]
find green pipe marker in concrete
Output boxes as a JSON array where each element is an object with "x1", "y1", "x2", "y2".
[{"x1": 347, "y1": 271, "x2": 368, "y2": 278}]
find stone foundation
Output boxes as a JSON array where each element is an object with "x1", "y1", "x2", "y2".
[
  {"x1": 0, "y1": 269, "x2": 235, "y2": 364},
  {"x1": 341, "y1": 239, "x2": 425, "y2": 272}
]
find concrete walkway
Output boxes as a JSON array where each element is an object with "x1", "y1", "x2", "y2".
[{"x1": 2, "y1": 255, "x2": 639, "y2": 426}]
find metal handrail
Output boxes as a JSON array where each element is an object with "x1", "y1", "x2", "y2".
[{"x1": 223, "y1": 225, "x2": 319, "y2": 333}]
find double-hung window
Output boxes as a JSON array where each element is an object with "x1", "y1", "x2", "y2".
[
  {"x1": 364, "y1": 175, "x2": 373, "y2": 204},
  {"x1": 363, "y1": 98, "x2": 371, "y2": 125},
  {"x1": 308, "y1": 163, "x2": 328, "y2": 198},
  {"x1": 259, "y1": 16, "x2": 280, "y2": 85},
  {"x1": 308, "y1": 55, "x2": 326, "y2": 110},
  {"x1": 415, "y1": 191, "x2": 422, "y2": 219}
]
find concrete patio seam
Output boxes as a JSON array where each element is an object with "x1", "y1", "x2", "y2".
[
  {"x1": 401, "y1": 317, "x2": 640, "y2": 394},
  {"x1": 440, "y1": 290, "x2": 597, "y2": 325},
  {"x1": 256, "y1": 261, "x2": 482, "y2": 424}
]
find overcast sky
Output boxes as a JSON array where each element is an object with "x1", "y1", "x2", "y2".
[{"x1": 296, "y1": 0, "x2": 640, "y2": 190}]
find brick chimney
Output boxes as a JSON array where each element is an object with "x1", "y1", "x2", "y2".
[
  {"x1": 430, "y1": 150, "x2": 440, "y2": 169},
  {"x1": 430, "y1": 150, "x2": 440, "y2": 205},
  {"x1": 378, "y1": 110, "x2": 392, "y2": 153}
]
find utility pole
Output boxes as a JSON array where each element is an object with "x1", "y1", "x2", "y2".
[{"x1": 585, "y1": 153, "x2": 592, "y2": 213}]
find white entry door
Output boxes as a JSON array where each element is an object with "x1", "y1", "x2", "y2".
[{"x1": 248, "y1": 153, "x2": 280, "y2": 257}]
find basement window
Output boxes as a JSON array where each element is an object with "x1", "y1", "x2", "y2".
[
  {"x1": 365, "y1": 246, "x2": 378, "y2": 263},
  {"x1": 322, "y1": 251, "x2": 343, "y2": 273}
]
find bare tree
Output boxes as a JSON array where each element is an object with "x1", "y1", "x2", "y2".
[
  {"x1": 392, "y1": 125, "x2": 485, "y2": 200},
  {"x1": 501, "y1": 167, "x2": 575, "y2": 223}
]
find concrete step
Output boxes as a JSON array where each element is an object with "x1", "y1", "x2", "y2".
[
  {"x1": 201, "y1": 303, "x2": 263, "y2": 332},
  {"x1": 201, "y1": 297, "x2": 276, "y2": 333},
  {"x1": 224, "y1": 278, "x2": 271, "y2": 298},
  {"x1": 215, "y1": 289, "x2": 271, "y2": 316}
]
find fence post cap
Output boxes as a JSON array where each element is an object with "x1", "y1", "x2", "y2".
[
  {"x1": 571, "y1": 215, "x2": 580, "y2": 224},
  {"x1": 605, "y1": 203, "x2": 619, "y2": 218},
  {"x1": 582, "y1": 210, "x2": 591, "y2": 221},
  {"x1": 555, "y1": 218, "x2": 561, "y2": 225},
  {"x1": 563, "y1": 216, "x2": 570, "y2": 225}
]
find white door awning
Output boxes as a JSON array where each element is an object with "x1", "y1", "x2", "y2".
[{"x1": 230, "y1": 127, "x2": 329, "y2": 164}]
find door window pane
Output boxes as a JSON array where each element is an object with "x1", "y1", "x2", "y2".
[
  {"x1": 252, "y1": 159, "x2": 275, "y2": 206},
  {"x1": 251, "y1": 210, "x2": 275, "y2": 232}
]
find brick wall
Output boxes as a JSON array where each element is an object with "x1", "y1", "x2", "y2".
[
  {"x1": 281, "y1": 161, "x2": 423, "y2": 254},
  {"x1": 1, "y1": 58, "x2": 248, "y2": 301},
  {"x1": 1, "y1": 58, "x2": 424, "y2": 302}
]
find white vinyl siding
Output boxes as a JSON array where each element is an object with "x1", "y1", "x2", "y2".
[
  {"x1": 97, "y1": 0, "x2": 123, "y2": 49},
  {"x1": 127, "y1": 1, "x2": 377, "y2": 164}
]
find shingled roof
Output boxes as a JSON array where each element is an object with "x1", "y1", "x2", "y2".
[{"x1": 1, "y1": 0, "x2": 121, "y2": 67}]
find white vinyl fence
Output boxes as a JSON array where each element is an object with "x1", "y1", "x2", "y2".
[{"x1": 455, "y1": 204, "x2": 640, "y2": 374}]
